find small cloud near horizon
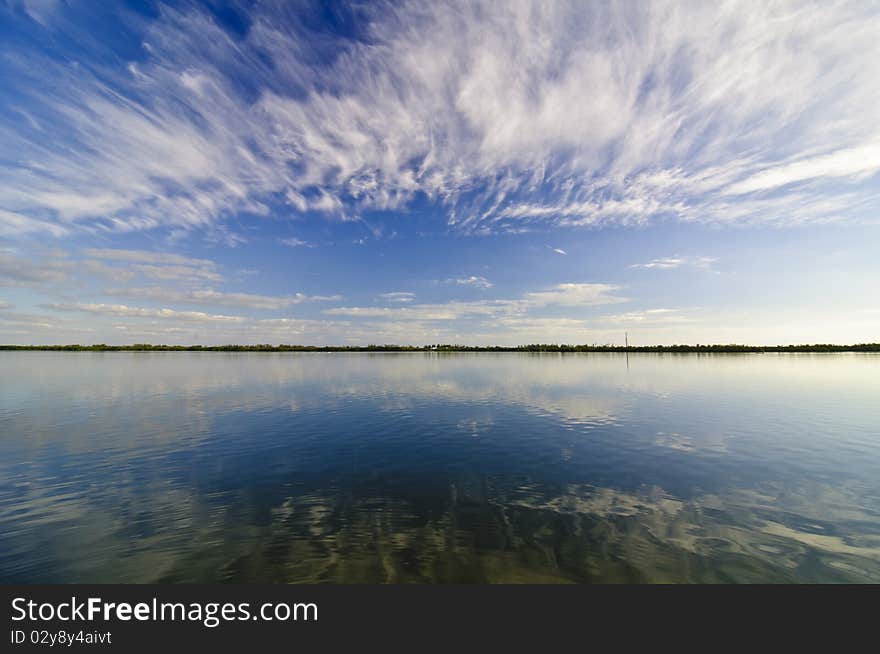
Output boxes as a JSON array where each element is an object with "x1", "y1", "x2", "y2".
[
  {"x1": 445, "y1": 276, "x2": 493, "y2": 290},
  {"x1": 630, "y1": 256, "x2": 717, "y2": 270}
]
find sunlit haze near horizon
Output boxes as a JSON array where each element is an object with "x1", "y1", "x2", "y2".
[{"x1": 1, "y1": 1, "x2": 879, "y2": 345}]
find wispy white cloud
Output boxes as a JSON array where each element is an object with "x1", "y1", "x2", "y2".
[
  {"x1": 445, "y1": 276, "x2": 493, "y2": 289},
  {"x1": 129, "y1": 264, "x2": 224, "y2": 283},
  {"x1": 0, "y1": 250, "x2": 70, "y2": 286},
  {"x1": 2, "y1": 1, "x2": 878, "y2": 237},
  {"x1": 598, "y1": 308, "x2": 690, "y2": 324},
  {"x1": 293, "y1": 293, "x2": 342, "y2": 304},
  {"x1": 82, "y1": 248, "x2": 216, "y2": 267},
  {"x1": 326, "y1": 282, "x2": 625, "y2": 321},
  {"x1": 630, "y1": 256, "x2": 717, "y2": 270},
  {"x1": 82, "y1": 248, "x2": 223, "y2": 283},
  {"x1": 377, "y1": 291, "x2": 416, "y2": 303},
  {"x1": 51, "y1": 302, "x2": 246, "y2": 323},
  {"x1": 726, "y1": 142, "x2": 880, "y2": 195},
  {"x1": 0, "y1": 209, "x2": 68, "y2": 237},
  {"x1": 523, "y1": 283, "x2": 626, "y2": 308},
  {"x1": 0, "y1": 246, "x2": 232, "y2": 291},
  {"x1": 103, "y1": 287, "x2": 341, "y2": 310},
  {"x1": 18, "y1": 0, "x2": 63, "y2": 26},
  {"x1": 324, "y1": 305, "x2": 460, "y2": 320},
  {"x1": 78, "y1": 259, "x2": 135, "y2": 283},
  {"x1": 0, "y1": 302, "x2": 97, "y2": 333},
  {"x1": 279, "y1": 238, "x2": 317, "y2": 248},
  {"x1": 546, "y1": 245, "x2": 567, "y2": 256}
]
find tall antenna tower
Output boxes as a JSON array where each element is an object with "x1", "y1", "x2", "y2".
[{"x1": 625, "y1": 332, "x2": 628, "y2": 349}]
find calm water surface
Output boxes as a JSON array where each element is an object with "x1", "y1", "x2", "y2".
[{"x1": 1, "y1": 351, "x2": 879, "y2": 583}]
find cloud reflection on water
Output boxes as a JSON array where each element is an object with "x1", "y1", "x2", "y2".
[{"x1": 1, "y1": 352, "x2": 879, "y2": 582}]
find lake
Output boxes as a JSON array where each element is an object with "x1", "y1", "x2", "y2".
[{"x1": 1, "y1": 351, "x2": 879, "y2": 583}]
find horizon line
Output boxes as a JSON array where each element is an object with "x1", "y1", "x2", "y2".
[{"x1": 2, "y1": 343, "x2": 879, "y2": 353}]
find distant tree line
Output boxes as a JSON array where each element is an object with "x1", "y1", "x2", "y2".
[{"x1": 1, "y1": 343, "x2": 878, "y2": 352}]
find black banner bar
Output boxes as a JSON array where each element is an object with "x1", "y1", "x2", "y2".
[{"x1": 2, "y1": 584, "x2": 875, "y2": 651}]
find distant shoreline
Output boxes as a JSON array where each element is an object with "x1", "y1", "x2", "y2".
[{"x1": 2, "y1": 343, "x2": 878, "y2": 353}]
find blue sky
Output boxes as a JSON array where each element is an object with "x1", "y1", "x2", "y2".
[{"x1": 1, "y1": 0, "x2": 878, "y2": 345}]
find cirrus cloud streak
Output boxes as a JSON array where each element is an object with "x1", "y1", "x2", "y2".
[{"x1": 1, "y1": 1, "x2": 879, "y2": 237}]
